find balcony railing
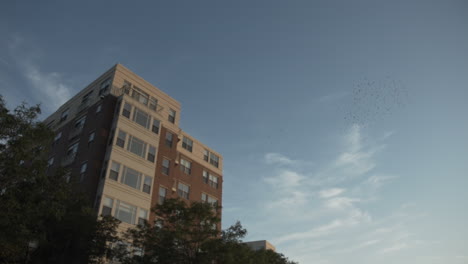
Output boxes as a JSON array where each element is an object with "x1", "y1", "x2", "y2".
[
  {"x1": 61, "y1": 153, "x2": 77, "y2": 166},
  {"x1": 68, "y1": 124, "x2": 84, "y2": 140},
  {"x1": 111, "y1": 85, "x2": 164, "y2": 114}
]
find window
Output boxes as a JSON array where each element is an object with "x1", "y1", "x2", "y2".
[
  {"x1": 53, "y1": 132, "x2": 62, "y2": 143},
  {"x1": 80, "y1": 162, "x2": 87, "y2": 182},
  {"x1": 182, "y1": 137, "x2": 193, "y2": 152},
  {"x1": 143, "y1": 176, "x2": 152, "y2": 194},
  {"x1": 165, "y1": 132, "x2": 173, "y2": 147},
  {"x1": 102, "y1": 197, "x2": 113, "y2": 216},
  {"x1": 162, "y1": 158, "x2": 170, "y2": 175},
  {"x1": 121, "y1": 167, "x2": 142, "y2": 190},
  {"x1": 201, "y1": 193, "x2": 218, "y2": 206},
  {"x1": 177, "y1": 182, "x2": 190, "y2": 199},
  {"x1": 168, "y1": 108, "x2": 176, "y2": 123},
  {"x1": 133, "y1": 108, "x2": 150, "y2": 129},
  {"x1": 147, "y1": 145, "x2": 156, "y2": 163},
  {"x1": 99, "y1": 78, "x2": 111, "y2": 96},
  {"x1": 131, "y1": 87, "x2": 149, "y2": 105},
  {"x1": 122, "y1": 102, "x2": 132, "y2": 118},
  {"x1": 152, "y1": 119, "x2": 160, "y2": 134},
  {"x1": 47, "y1": 157, "x2": 54, "y2": 167},
  {"x1": 60, "y1": 108, "x2": 69, "y2": 122},
  {"x1": 127, "y1": 135, "x2": 147, "y2": 158},
  {"x1": 66, "y1": 142, "x2": 79, "y2": 157},
  {"x1": 158, "y1": 186, "x2": 167, "y2": 204},
  {"x1": 209, "y1": 153, "x2": 219, "y2": 168},
  {"x1": 81, "y1": 90, "x2": 93, "y2": 106},
  {"x1": 149, "y1": 97, "x2": 158, "y2": 111},
  {"x1": 96, "y1": 104, "x2": 102, "y2": 113},
  {"x1": 115, "y1": 200, "x2": 137, "y2": 225},
  {"x1": 88, "y1": 131, "x2": 95, "y2": 145},
  {"x1": 74, "y1": 116, "x2": 86, "y2": 129},
  {"x1": 109, "y1": 161, "x2": 120, "y2": 181},
  {"x1": 64, "y1": 172, "x2": 71, "y2": 183},
  {"x1": 203, "y1": 170, "x2": 219, "y2": 189},
  {"x1": 203, "y1": 149, "x2": 209, "y2": 161},
  {"x1": 180, "y1": 159, "x2": 192, "y2": 175},
  {"x1": 138, "y1": 209, "x2": 148, "y2": 225},
  {"x1": 116, "y1": 130, "x2": 126, "y2": 148},
  {"x1": 203, "y1": 170, "x2": 208, "y2": 184}
]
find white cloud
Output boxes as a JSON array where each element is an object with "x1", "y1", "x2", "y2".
[
  {"x1": 264, "y1": 169, "x2": 304, "y2": 188},
  {"x1": 7, "y1": 35, "x2": 73, "y2": 113},
  {"x1": 380, "y1": 242, "x2": 408, "y2": 254},
  {"x1": 22, "y1": 62, "x2": 72, "y2": 111},
  {"x1": 264, "y1": 152, "x2": 313, "y2": 168},
  {"x1": 275, "y1": 208, "x2": 371, "y2": 244},
  {"x1": 318, "y1": 188, "x2": 345, "y2": 198},
  {"x1": 267, "y1": 190, "x2": 308, "y2": 209},
  {"x1": 264, "y1": 152, "x2": 296, "y2": 165},
  {"x1": 249, "y1": 125, "x2": 415, "y2": 264},
  {"x1": 324, "y1": 197, "x2": 360, "y2": 210}
]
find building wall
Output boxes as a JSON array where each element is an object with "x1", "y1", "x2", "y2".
[
  {"x1": 244, "y1": 240, "x2": 276, "y2": 252},
  {"x1": 44, "y1": 64, "x2": 223, "y2": 231}
]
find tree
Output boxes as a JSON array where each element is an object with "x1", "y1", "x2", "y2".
[
  {"x1": 122, "y1": 198, "x2": 297, "y2": 264},
  {"x1": 0, "y1": 96, "x2": 118, "y2": 264}
]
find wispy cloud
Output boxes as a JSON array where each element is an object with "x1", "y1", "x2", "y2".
[
  {"x1": 6, "y1": 34, "x2": 73, "y2": 113},
  {"x1": 380, "y1": 242, "x2": 408, "y2": 254},
  {"x1": 250, "y1": 124, "x2": 420, "y2": 264},
  {"x1": 318, "y1": 188, "x2": 345, "y2": 198},
  {"x1": 324, "y1": 196, "x2": 360, "y2": 210},
  {"x1": 264, "y1": 169, "x2": 305, "y2": 188},
  {"x1": 275, "y1": 208, "x2": 371, "y2": 244},
  {"x1": 22, "y1": 63, "x2": 72, "y2": 110},
  {"x1": 264, "y1": 152, "x2": 313, "y2": 168}
]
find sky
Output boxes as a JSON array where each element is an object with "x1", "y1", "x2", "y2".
[{"x1": 1, "y1": 1, "x2": 468, "y2": 263}]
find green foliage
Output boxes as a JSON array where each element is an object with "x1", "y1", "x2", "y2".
[
  {"x1": 122, "y1": 198, "x2": 297, "y2": 264},
  {"x1": 0, "y1": 96, "x2": 118, "y2": 264}
]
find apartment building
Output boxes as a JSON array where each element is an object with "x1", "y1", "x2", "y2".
[{"x1": 43, "y1": 64, "x2": 223, "y2": 230}]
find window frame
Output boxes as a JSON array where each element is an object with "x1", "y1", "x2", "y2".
[
  {"x1": 115, "y1": 200, "x2": 137, "y2": 225},
  {"x1": 182, "y1": 137, "x2": 193, "y2": 152},
  {"x1": 102, "y1": 197, "x2": 114, "y2": 216},
  {"x1": 180, "y1": 158, "x2": 192, "y2": 175},
  {"x1": 132, "y1": 107, "x2": 151, "y2": 129},
  {"x1": 158, "y1": 186, "x2": 167, "y2": 205},
  {"x1": 122, "y1": 102, "x2": 132, "y2": 118},
  {"x1": 177, "y1": 182, "x2": 190, "y2": 200},
  {"x1": 162, "y1": 158, "x2": 170, "y2": 175},
  {"x1": 109, "y1": 161, "x2": 120, "y2": 181},
  {"x1": 147, "y1": 145, "x2": 156, "y2": 163},
  {"x1": 165, "y1": 132, "x2": 173, "y2": 148},
  {"x1": 168, "y1": 108, "x2": 176, "y2": 123},
  {"x1": 127, "y1": 135, "x2": 147, "y2": 158},
  {"x1": 60, "y1": 108, "x2": 69, "y2": 122},
  {"x1": 116, "y1": 130, "x2": 127, "y2": 148},
  {"x1": 152, "y1": 119, "x2": 160, "y2": 134},
  {"x1": 120, "y1": 166, "x2": 142, "y2": 190}
]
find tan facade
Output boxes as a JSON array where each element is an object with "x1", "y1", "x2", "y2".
[
  {"x1": 44, "y1": 64, "x2": 223, "y2": 231},
  {"x1": 244, "y1": 240, "x2": 276, "y2": 252}
]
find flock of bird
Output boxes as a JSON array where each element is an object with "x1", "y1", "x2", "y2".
[{"x1": 344, "y1": 77, "x2": 408, "y2": 128}]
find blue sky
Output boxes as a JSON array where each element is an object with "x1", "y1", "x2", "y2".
[{"x1": 1, "y1": 1, "x2": 468, "y2": 263}]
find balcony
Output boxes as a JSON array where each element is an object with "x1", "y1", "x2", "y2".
[
  {"x1": 112, "y1": 85, "x2": 164, "y2": 114},
  {"x1": 61, "y1": 153, "x2": 77, "y2": 166},
  {"x1": 68, "y1": 124, "x2": 84, "y2": 140},
  {"x1": 77, "y1": 100, "x2": 90, "y2": 113}
]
